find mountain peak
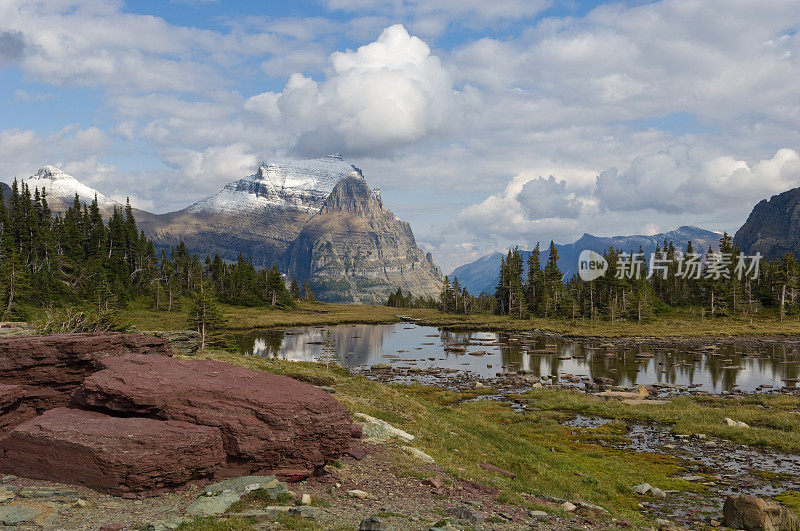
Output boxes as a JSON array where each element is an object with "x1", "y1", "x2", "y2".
[
  {"x1": 188, "y1": 156, "x2": 361, "y2": 215},
  {"x1": 35, "y1": 165, "x2": 73, "y2": 181}
]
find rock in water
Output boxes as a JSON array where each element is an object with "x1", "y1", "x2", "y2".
[
  {"x1": 72, "y1": 354, "x2": 353, "y2": 479},
  {"x1": 0, "y1": 333, "x2": 171, "y2": 434},
  {"x1": 283, "y1": 171, "x2": 442, "y2": 304},
  {"x1": 0, "y1": 408, "x2": 225, "y2": 496},
  {"x1": 723, "y1": 494, "x2": 799, "y2": 531}
]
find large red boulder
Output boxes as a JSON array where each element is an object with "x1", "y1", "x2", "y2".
[
  {"x1": 0, "y1": 333, "x2": 172, "y2": 414},
  {"x1": 0, "y1": 408, "x2": 225, "y2": 496},
  {"x1": 73, "y1": 354, "x2": 353, "y2": 479}
]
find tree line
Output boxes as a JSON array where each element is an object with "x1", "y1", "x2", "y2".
[
  {"x1": 388, "y1": 234, "x2": 800, "y2": 321},
  {"x1": 0, "y1": 181, "x2": 312, "y2": 327},
  {"x1": 493, "y1": 235, "x2": 800, "y2": 321}
]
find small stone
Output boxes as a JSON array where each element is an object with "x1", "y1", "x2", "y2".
[
  {"x1": 99, "y1": 523, "x2": 125, "y2": 531},
  {"x1": 474, "y1": 382, "x2": 484, "y2": 388},
  {"x1": 530, "y1": 510, "x2": 548, "y2": 518},
  {"x1": 424, "y1": 477, "x2": 443, "y2": 489},
  {"x1": 185, "y1": 492, "x2": 242, "y2": 516},
  {"x1": 0, "y1": 486, "x2": 14, "y2": 502},
  {"x1": 289, "y1": 506, "x2": 322, "y2": 519},
  {"x1": 561, "y1": 501, "x2": 577, "y2": 512},
  {"x1": 347, "y1": 489, "x2": 374, "y2": 499},
  {"x1": 709, "y1": 519, "x2": 721, "y2": 526},
  {"x1": 723, "y1": 494, "x2": 798, "y2": 531},
  {"x1": 401, "y1": 445, "x2": 435, "y2": 463},
  {"x1": 0, "y1": 504, "x2": 43, "y2": 525},
  {"x1": 354, "y1": 413, "x2": 414, "y2": 442},
  {"x1": 74, "y1": 498, "x2": 89, "y2": 507},
  {"x1": 724, "y1": 417, "x2": 749, "y2": 428},
  {"x1": 301, "y1": 493, "x2": 312, "y2": 505},
  {"x1": 205, "y1": 476, "x2": 282, "y2": 495},
  {"x1": 359, "y1": 515, "x2": 396, "y2": 530},
  {"x1": 651, "y1": 487, "x2": 667, "y2": 498},
  {"x1": 447, "y1": 505, "x2": 485, "y2": 524},
  {"x1": 633, "y1": 483, "x2": 653, "y2": 495}
]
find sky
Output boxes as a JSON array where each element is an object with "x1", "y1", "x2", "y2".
[{"x1": 1, "y1": 0, "x2": 800, "y2": 272}]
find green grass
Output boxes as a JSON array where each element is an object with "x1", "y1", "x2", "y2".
[
  {"x1": 177, "y1": 517, "x2": 256, "y2": 531},
  {"x1": 191, "y1": 351, "x2": 703, "y2": 525},
  {"x1": 123, "y1": 296, "x2": 800, "y2": 338}
]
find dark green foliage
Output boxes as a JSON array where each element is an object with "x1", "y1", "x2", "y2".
[
  {"x1": 0, "y1": 180, "x2": 297, "y2": 318},
  {"x1": 187, "y1": 271, "x2": 226, "y2": 348}
]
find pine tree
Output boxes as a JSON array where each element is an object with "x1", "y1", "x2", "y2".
[{"x1": 187, "y1": 272, "x2": 226, "y2": 349}]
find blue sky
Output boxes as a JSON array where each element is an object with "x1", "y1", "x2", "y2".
[{"x1": 2, "y1": 0, "x2": 800, "y2": 270}]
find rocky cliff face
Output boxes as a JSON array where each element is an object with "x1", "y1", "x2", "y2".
[
  {"x1": 733, "y1": 187, "x2": 800, "y2": 258},
  {"x1": 135, "y1": 156, "x2": 358, "y2": 267},
  {"x1": 284, "y1": 171, "x2": 442, "y2": 303}
]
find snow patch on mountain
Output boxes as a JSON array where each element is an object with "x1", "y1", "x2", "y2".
[
  {"x1": 21, "y1": 165, "x2": 119, "y2": 209},
  {"x1": 187, "y1": 155, "x2": 360, "y2": 214}
]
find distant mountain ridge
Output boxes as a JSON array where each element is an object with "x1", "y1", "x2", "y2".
[
  {"x1": 734, "y1": 186, "x2": 800, "y2": 258},
  {"x1": 450, "y1": 226, "x2": 722, "y2": 295},
  {"x1": 2, "y1": 157, "x2": 441, "y2": 303}
]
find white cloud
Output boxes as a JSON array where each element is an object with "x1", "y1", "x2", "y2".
[
  {"x1": 595, "y1": 146, "x2": 800, "y2": 214},
  {"x1": 278, "y1": 24, "x2": 465, "y2": 156}
]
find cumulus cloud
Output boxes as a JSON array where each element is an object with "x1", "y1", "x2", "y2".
[
  {"x1": 160, "y1": 143, "x2": 257, "y2": 189},
  {"x1": 595, "y1": 146, "x2": 800, "y2": 214},
  {"x1": 278, "y1": 24, "x2": 463, "y2": 156},
  {"x1": 453, "y1": 173, "x2": 588, "y2": 245}
]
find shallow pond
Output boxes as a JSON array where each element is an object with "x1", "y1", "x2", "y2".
[{"x1": 235, "y1": 323, "x2": 800, "y2": 393}]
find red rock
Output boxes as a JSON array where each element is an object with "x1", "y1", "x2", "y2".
[
  {"x1": 0, "y1": 383, "x2": 30, "y2": 435},
  {"x1": 0, "y1": 408, "x2": 225, "y2": 496},
  {"x1": 348, "y1": 442, "x2": 366, "y2": 460},
  {"x1": 0, "y1": 333, "x2": 171, "y2": 421},
  {"x1": 424, "y1": 476, "x2": 443, "y2": 489},
  {"x1": 0, "y1": 383, "x2": 23, "y2": 410},
  {"x1": 99, "y1": 523, "x2": 125, "y2": 531},
  {"x1": 479, "y1": 462, "x2": 517, "y2": 478},
  {"x1": 73, "y1": 354, "x2": 353, "y2": 479}
]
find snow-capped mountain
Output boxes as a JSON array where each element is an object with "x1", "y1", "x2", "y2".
[
  {"x1": 18, "y1": 165, "x2": 120, "y2": 211},
  {"x1": 187, "y1": 155, "x2": 359, "y2": 214},
  {"x1": 3, "y1": 157, "x2": 444, "y2": 302}
]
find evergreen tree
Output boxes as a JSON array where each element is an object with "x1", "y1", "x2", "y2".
[{"x1": 187, "y1": 271, "x2": 226, "y2": 349}]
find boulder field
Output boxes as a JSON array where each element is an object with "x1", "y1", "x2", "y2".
[{"x1": 0, "y1": 333, "x2": 357, "y2": 497}]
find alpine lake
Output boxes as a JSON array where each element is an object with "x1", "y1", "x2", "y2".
[{"x1": 235, "y1": 322, "x2": 800, "y2": 394}]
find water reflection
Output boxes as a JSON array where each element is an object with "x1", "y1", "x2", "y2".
[{"x1": 235, "y1": 324, "x2": 800, "y2": 393}]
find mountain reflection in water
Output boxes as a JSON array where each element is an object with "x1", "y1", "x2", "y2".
[{"x1": 235, "y1": 324, "x2": 799, "y2": 393}]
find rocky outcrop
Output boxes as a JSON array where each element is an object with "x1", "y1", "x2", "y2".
[
  {"x1": 135, "y1": 155, "x2": 357, "y2": 268},
  {"x1": 723, "y1": 494, "x2": 799, "y2": 531},
  {"x1": 0, "y1": 408, "x2": 226, "y2": 497},
  {"x1": 0, "y1": 333, "x2": 172, "y2": 432},
  {"x1": 284, "y1": 172, "x2": 442, "y2": 303},
  {"x1": 0, "y1": 333, "x2": 357, "y2": 496},
  {"x1": 734, "y1": 186, "x2": 800, "y2": 258},
  {"x1": 72, "y1": 354, "x2": 354, "y2": 479}
]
